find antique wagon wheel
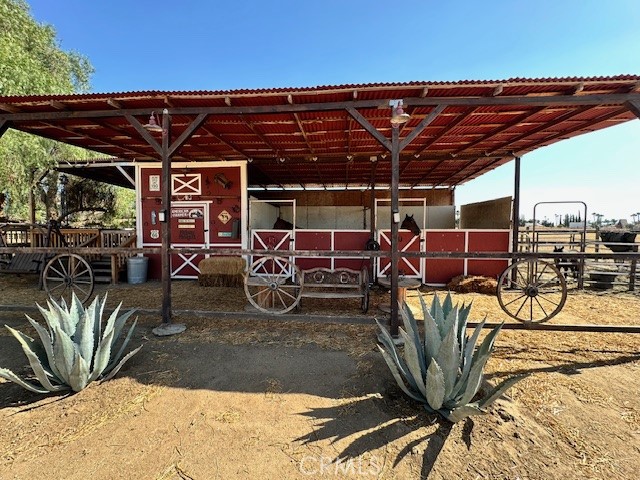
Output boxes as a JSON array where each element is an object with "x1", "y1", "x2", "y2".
[
  {"x1": 43, "y1": 253, "x2": 95, "y2": 304},
  {"x1": 244, "y1": 255, "x2": 302, "y2": 314},
  {"x1": 360, "y1": 267, "x2": 370, "y2": 313},
  {"x1": 497, "y1": 259, "x2": 567, "y2": 323}
]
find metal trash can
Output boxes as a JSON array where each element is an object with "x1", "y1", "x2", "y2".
[{"x1": 127, "y1": 256, "x2": 148, "y2": 284}]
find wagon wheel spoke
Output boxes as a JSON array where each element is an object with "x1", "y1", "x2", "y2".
[
  {"x1": 514, "y1": 296, "x2": 530, "y2": 318},
  {"x1": 536, "y1": 277, "x2": 559, "y2": 289},
  {"x1": 535, "y1": 292, "x2": 561, "y2": 308},
  {"x1": 502, "y1": 292, "x2": 527, "y2": 308},
  {"x1": 250, "y1": 286, "x2": 270, "y2": 299},
  {"x1": 504, "y1": 275, "x2": 527, "y2": 291},
  {"x1": 533, "y1": 296, "x2": 549, "y2": 320},
  {"x1": 71, "y1": 283, "x2": 91, "y2": 297},
  {"x1": 275, "y1": 290, "x2": 289, "y2": 309},
  {"x1": 276, "y1": 286, "x2": 298, "y2": 301},
  {"x1": 535, "y1": 262, "x2": 551, "y2": 281},
  {"x1": 244, "y1": 255, "x2": 302, "y2": 314},
  {"x1": 515, "y1": 267, "x2": 530, "y2": 289},
  {"x1": 47, "y1": 263, "x2": 67, "y2": 279},
  {"x1": 47, "y1": 281, "x2": 67, "y2": 293}
]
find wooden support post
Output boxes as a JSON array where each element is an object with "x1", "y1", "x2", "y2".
[
  {"x1": 510, "y1": 156, "x2": 521, "y2": 285},
  {"x1": 512, "y1": 155, "x2": 521, "y2": 256},
  {"x1": 390, "y1": 126, "x2": 400, "y2": 337},
  {"x1": 161, "y1": 111, "x2": 172, "y2": 325}
]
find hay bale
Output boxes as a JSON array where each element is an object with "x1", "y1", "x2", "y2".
[
  {"x1": 447, "y1": 275, "x2": 497, "y2": 295},
  {"x1": 198, "y1": 256, "x2": 246, "y2": 287}
]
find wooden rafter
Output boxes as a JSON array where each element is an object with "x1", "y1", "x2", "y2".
[
  {"x1": 410, "y1": 158, "x2": 449, "y2": 188},
  {"x1": 399, "y1": 105, "x2": 447, "y2": 175},
  {"x1": 452, "y1": 156, "x2": 508, "y2": 187},
  {"x1": 241, "y1": 114, "x2": 281, "y2": 158},
  {"x1": 625, "y1": 99, "x2": 640, "y2": 119},
  {"x1": 453, "y1": 106, "x2": 547, "y2": 155},
  {"x1": 1, "y1": 93, "x2": 639, "y2": 124},
  {"x1": 412, "y1": 107, "x2": 476, "y2": 158},
  {"x1": 513, "y1": 107, "x2": 630, "y2": 156},
  {"x1": 435, "y1": 157, "x2": 484, "y2": 187},
  {"x1": 486, "y1": 106, "x2": 593, "y2": 155},
  {"x1": 346, "y1": 107, "x2": 391, "y2": 150}
]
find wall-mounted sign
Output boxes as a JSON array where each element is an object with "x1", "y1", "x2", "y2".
[
  {"x1": 150, "y1": 229, "x2": 159, "y2": 239},
  {"x1": 149, "y1": 175, "x2": 160, "y2": 192},
  {"x1": 172, "y1": 207, "x2": 204, "y2": 219},
  {"x1": 218, "y1": 210, "x2": 231, "y2": 224}
]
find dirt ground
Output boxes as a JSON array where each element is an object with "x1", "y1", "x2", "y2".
[{"x1": 0, "y1": 274, "x2": 639, "y2": 479}]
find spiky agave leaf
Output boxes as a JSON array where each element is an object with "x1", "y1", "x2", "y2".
[
  {"x1": 376, "y1": 320, "x2": 421, "y2": 395},
  {"x1": 400, "y1": 303, "x2": 426, "y2": 374},
  {"x1": 0, "y1": 368, "x2": 52, "y2": 394},
  {"x1": 435, "y1": 320, "x2": 460, "y2": 399},
  {"x1": 425, "y1": 360, "x2": 446, "y2": 410},
  {"x1": 1, "y1": 292, "x2": 141, "y2": 395},
  {"x1": 376, "y1": 292, "x2": 524, "y2": 423},
  {"x1": 4, "y1": 326, "x2": 66, "y2": 392},
  {"x1": 101, "y1": 344, "x2": 143, "y2": 382},
  {"x1": 399, "y1": 328, "x2": 427, "y2": 399},
  {"x1": 377, "y1": 345, "x2": 424, "y2": 403}
]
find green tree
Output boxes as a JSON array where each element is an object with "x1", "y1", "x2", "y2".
[{"x1": 0, "y1": 0, "x2": 94, "y2": 221}]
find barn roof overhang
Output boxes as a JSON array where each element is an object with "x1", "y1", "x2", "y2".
[{"x1": 1, "y1": 75, "x2": 640, "y2": 190}]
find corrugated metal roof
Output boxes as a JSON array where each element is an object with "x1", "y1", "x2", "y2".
[{"x1": 1, "y1": 76, "x2": 639, "y2": 189}]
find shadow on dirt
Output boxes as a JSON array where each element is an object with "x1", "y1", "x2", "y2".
[{"x1": 295, "y1": 392, "x2": 469, "y2": 478}]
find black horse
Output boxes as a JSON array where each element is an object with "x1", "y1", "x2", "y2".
[
  {"x1": 400, "y1": 214, "x2": 421, "y2": 236},
  {"x1": 553, "y1": 245, "x2": 579, "y2": 278},
  {"x1": 273, "y1": 217, "x2": 295, "y2": 229}
]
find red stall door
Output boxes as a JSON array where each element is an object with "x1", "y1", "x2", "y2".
[
  {"x1": 377, "y1": 230, "x2": 423, "y2": 279},
  {"x1": 170, "y1": 204, "x2": 207, "y2": 278}
]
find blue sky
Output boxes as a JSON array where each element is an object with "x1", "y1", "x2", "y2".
[{"x1": 26, "y1": 0, "x2": 640, "y2": 222}]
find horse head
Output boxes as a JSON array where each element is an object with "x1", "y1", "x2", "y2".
[
  {"x1": 273, "y1": 217, "x2": 294, "y2": 230},
  {"x1": 401, "y1": 214, "x2": 421, "y2": 236}
]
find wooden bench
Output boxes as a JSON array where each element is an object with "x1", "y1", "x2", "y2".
[{"x1": 299, "y1": 267, "x2": 369, "y2": 313}]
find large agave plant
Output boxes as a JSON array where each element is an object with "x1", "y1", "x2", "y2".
[
  {"x1": 0, "y1": 293, "x2": 142, "y2": 393},
  {"x1": 377, "y1": 292, "x2": 525, "y2": 422}
]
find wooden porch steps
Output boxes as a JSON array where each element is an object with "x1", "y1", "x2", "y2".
[{"x1": 90, "y1": 256, "x2": 124, "y2": 284}]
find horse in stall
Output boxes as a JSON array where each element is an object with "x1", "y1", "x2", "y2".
[
  {"x1": 400, "y1": 214, "x2": 421, "y2": 237},
  {"x1": 273, "y1": 217, "x2": 295, "y2": 230}
]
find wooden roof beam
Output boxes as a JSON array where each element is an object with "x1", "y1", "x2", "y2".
[
  {"x1": 453, "y1": 106, "x2": 547, "y2": 155},
  {"x1": 453, "y1": 156, "x2": 508, "y2": 187},
  {"x1": 410, "y1": 158, "x2": 448, "y2": 188},
  {"x1": 625, "y1": 99, "x2": 640, "y2": 119},
  {"x1": 412, "y1": 107, "x2": 476, "y2": 157},
  {"x1": 0, "y1": 119, "x2": 9, "y2": 139},
  {"x1": 168, "y1": 113, "x2": 208, "y2": 157},
  {"x1": 346, "y1": 106, "x2": 391, "y2": 150},
  {"x1": 200, "y1": 126, "x2": 251, "y2": 159},
  {"x1": 49, "y1": 100, "x2": 68, "y2": 110},
  {"x1": 293, "y1": 112, "x2": 316, "y2": 155},
  {"x1": 513, "y1": 107, "x2": 630, "y2": 156},
  {"x1": 486, "y1": 106, "x2": 593, "y2": 155},
  {"x1": 398, "y1": 105, "x2": 447, "y2": 175},
  {"x1": 107, "y1": 98, "x2": 123, "y2": 109},
  {"x1": 42, "y1": 121, "x2": 149, "y2": 158},
  {"x1": 124, "y1": 113, "x2": 162, "y2": 156},
  {"x1": 241, "y1": 114, "x2": 282, "y2": 157},
  {"x1": 0, "y1": 103, "x2": 20, "y2": 113},
  {"x1": 2, "y1": 93, "x2": 640, "y2": 123}
]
